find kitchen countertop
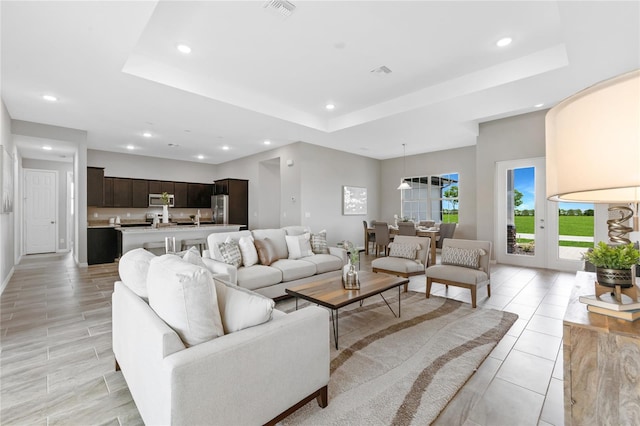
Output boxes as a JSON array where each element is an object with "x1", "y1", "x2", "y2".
[{"x1": 116, "y1": 223, "x2": 235, "y2": 234}]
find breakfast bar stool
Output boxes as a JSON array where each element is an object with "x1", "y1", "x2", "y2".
[
  {"x1": 143, "y1": 241, "x2": 167, "y2": 256},
  {"x1": 181, "y1": 238, "x2": 207, "y2": 254}
]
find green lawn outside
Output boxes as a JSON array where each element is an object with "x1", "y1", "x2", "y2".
[
  {"x1": 514, "y1": 216, "x2": 594, "y2": 236},
  {"x1": 442, "y1": 213, "x2": 458, "y2": 223}
]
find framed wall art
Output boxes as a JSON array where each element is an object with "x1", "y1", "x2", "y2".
[{"x1": 343, "y1": 185, "x2": 367, "y2": 215}]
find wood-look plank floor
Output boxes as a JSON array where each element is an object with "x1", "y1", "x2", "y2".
[
  {"x1": 0, "y1": 253, "x2": 142, "y2": 425},
  {"x1": 1, "y1": 251, "x2": 570, "y2": 425}
]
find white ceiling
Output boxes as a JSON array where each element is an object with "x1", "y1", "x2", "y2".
[{"x1": 2, "y1": 1, "x2": 639, "y2": 164}]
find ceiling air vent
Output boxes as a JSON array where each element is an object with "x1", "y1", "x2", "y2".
[
  {"x1": 263, "y1": 0, "x2": 296, "y2": 17},
  {"x1": 370, "y1": 66, "x2": 392, "y2": 75}
]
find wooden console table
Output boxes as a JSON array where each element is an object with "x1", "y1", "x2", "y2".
[{"x1": 563, "y1": 271, "x2": 640, "y2": 425}]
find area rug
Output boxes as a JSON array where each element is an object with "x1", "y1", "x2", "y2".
[{"x1": 276, "y1": 291, "x2": 518, "y2": 425}]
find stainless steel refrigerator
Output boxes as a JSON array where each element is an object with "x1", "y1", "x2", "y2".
[{"x1": 212, "y1": 194, "x2": 229, "y2": 224}]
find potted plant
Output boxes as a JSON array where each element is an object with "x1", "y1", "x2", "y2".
[{"x1": 582, "y1": 242, "x2": 640, "y2": 288}]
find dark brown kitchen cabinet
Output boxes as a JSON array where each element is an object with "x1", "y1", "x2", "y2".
[
  {"x1": 214, "y1": 179, "x2": 248, "y2": 227},
  {"x1": 188, "y1": 183, "x2": 213, "y2": 208},
  {"x1": 87, "y1": 167, "x2": 104, "y2": 206},
  {"x1": 103, "y1": 177, "x2": 114, "y2": 207},
  {"x1": 132, "y1": 179, "x2": 148, "y2": 208},
  {"x1": 113, "y1": 178, "x2": 132, "y2": 207},
  {"x1": 174, "y1": 182, "x2": 188, "y2": 208},
  {"x1": 148, "y1": 180, "x2": 162, "y2": 195},
  {"x1": 161, "y1": 181, "x2": 174, "y2": 194},
  {"x1": 88, "y1": 227, "x2": 118, "y2": 265}
]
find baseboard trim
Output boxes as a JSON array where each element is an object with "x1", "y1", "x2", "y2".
[{"x1": 0, "y1": 266, "x2": 15, "y2": 296}]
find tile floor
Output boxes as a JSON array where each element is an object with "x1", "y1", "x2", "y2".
[{"x1": 0, "y1": 252, "x2": 574, "y2": 425}]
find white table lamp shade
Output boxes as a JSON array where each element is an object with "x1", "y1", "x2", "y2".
[{"x1": 545, "y1": 69, "x2": 640, "y2": 203}]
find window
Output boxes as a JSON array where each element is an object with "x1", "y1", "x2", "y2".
[{"x1": 400, "y1": 173, "x2": 459, "y2": 223}]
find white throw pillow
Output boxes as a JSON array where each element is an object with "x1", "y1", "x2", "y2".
[
  {"x1": 147, "y1": 255, "x2": 224, "y2": 347},
  {"x1": 118, "y1": 248, "x2": 155, "y2": 299},
  {"x1": 238, "y1": 235, "x2": 259, "y2": 267},
  {"x1": 286, "y1": 232, "x2": 314, "y2": 259},
  {"x1": 183, "y1": 246, "x2": 206, "y2": 268},
  {"x1": 214, "y1": 279, "x2": 275, "y2": 334}
]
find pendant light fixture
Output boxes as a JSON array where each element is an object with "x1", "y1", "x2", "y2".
[{"x1": 397, "y1": 143, "x2": 411, "y2": 190}]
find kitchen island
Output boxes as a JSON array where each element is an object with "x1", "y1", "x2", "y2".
[{"x1": 117, "y1": 224, "x2": 242, "y2": 254}]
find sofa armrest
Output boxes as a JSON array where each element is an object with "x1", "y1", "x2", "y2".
[
  {"x1": 201, "y1": 257, "x2": 238, "y2": 284},
  {"x1": 329, "y1": 246, "x2": 348, "y2": 265},
  {"x1": 112, "y1": 282, "x2": 186, "y2": 425},
  {"x1": 163, "y1": 307, "x2": 330, "y2": 425}
]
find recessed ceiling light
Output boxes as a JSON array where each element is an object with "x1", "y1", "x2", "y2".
[
  {"x1": 496, "y1": 37, "x2": 512, "y2": 47},
  {"x1": 534, "y1": 103, "x2": 544, "y2": 108},
  {"x1": 142, "y1": 132, "x2": 152, "y2": 138},
  {"x1": 197, "y1": 154, "x2": 204, "y2": 160},
  {"x1": 126, "y1": 145, "x2": 135, "y2": 150},
  {"x1": 325, "y1": 104, "x2": 335, "y2": 110},
  {"x1": 176, "y1": 43, "x2": 192, "y2": 54},
  {"x1": 42, "y1": 146, "x2": 52, "y2": 151},
  {"x1": 42, "y1": 94, "x2": 58, "y2": 102},
  {"x1": 222, "y1": 145, "x2": 230, "y2": 151},
  {"x1": 264, "y1": 140, "x2": 271, "y2": 145}
]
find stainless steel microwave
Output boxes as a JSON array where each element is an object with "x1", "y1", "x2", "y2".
[{"x1": 148, "y1": 193, "x2": 174, "y2": 207}]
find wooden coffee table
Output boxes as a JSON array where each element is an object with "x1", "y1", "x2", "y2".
[{"x1": 286, "y1": 271, "x2": 409, "y2": 349}]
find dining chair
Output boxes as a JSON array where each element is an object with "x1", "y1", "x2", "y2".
[
  {"x1": 436, "y1": 223, "x2": 457, "y2": 249},
  {"x1": 363, "y1": 220, "x2": 376, "y2": 254},
  {"x1": 374, "y1": 222, "x2": 391, "y2": 256},
  {"x1": 397, "y1": 221, "x2": 417, "y2": 236}
]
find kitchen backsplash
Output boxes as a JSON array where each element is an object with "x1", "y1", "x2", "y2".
[{"x1": 88, "y1": 207, "x2": 212, "y2": 222}]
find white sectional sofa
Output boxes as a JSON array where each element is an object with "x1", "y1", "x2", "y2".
[
  {"x1": 202, "y1": 226, "x2": 348, "y2": 299},
  {"x1": 113, "y1": 251, "x2": 330, "y2": 425}
]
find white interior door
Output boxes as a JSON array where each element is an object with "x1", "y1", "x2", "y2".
[
  {"x1": 25, "y1": 169, "x2": 57, "y2": 254},
  {"x1": 495, "y1": 158, "x2": 547, "y2": 268}
]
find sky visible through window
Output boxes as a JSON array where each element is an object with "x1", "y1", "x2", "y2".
[{"x1": 514, "y1": 167, "x2": 593, "y2": 212}]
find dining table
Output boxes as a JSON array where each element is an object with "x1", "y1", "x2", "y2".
[{"x1": 365, "y1": 226, "x2": 439, "y2": 264}]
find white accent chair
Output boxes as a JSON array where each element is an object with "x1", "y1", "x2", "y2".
[
  {"x1": 425, "y1": 239, "x2": 492, "y2": 308},
  {"x1": 371, "y1": 235, "x2": 431, "y2": 291}
]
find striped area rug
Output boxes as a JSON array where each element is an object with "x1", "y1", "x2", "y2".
[{"x1": 278, "y1": 291, "x2": 518, "y2": 425}]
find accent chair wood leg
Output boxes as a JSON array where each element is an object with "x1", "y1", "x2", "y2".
[
  {"x1": 426, "y1": 277, "x2": 432, "y2": 298},
  {"x1": 487, "y1": 283, "x2": 491, "y2": 298},
  {"x1": 316, "y1": 385, "x2": 328, "y2": 408},
  {"x1": 404, "y1": 282, "x2": 409, "y2": 292},
  {"x1": 115, "y1": 359, "x2": 120, "y2": 371},
  {"x1": 471, "y1": 287, "x2": 477, "y2": 308}
]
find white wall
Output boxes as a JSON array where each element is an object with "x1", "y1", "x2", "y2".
[
  {"x1": 1, "y1": 100, "x2": 15, "y2": 292},
  {"x1": 379, "y1": 146, "x2": 477, "y2": 240},
  {"x1": 22, "y1": 159, "x2": 73, "y2": 251},
  {"x1": 214, "y1": 142, "x2": 381, "y2": 246},
  {"x1": 88, "y1": 149, "x2": 216, "y2": 183},
  {"x1": 299, "y1": 143, "x2": 381, "y2": 247},
  {"x1": 215, "y1": 143, "x2": 302, "y2": 229},
  {"x1": 476, "y1": 110, "x2": 547, "y2": 246}
]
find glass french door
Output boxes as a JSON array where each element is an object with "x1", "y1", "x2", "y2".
[
  {"x1": 495, "y1": 158, "x2": 547, "y2": 268},
  {"x1": 496, "y1": 157, "x2": 594, "y2": 271}
]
